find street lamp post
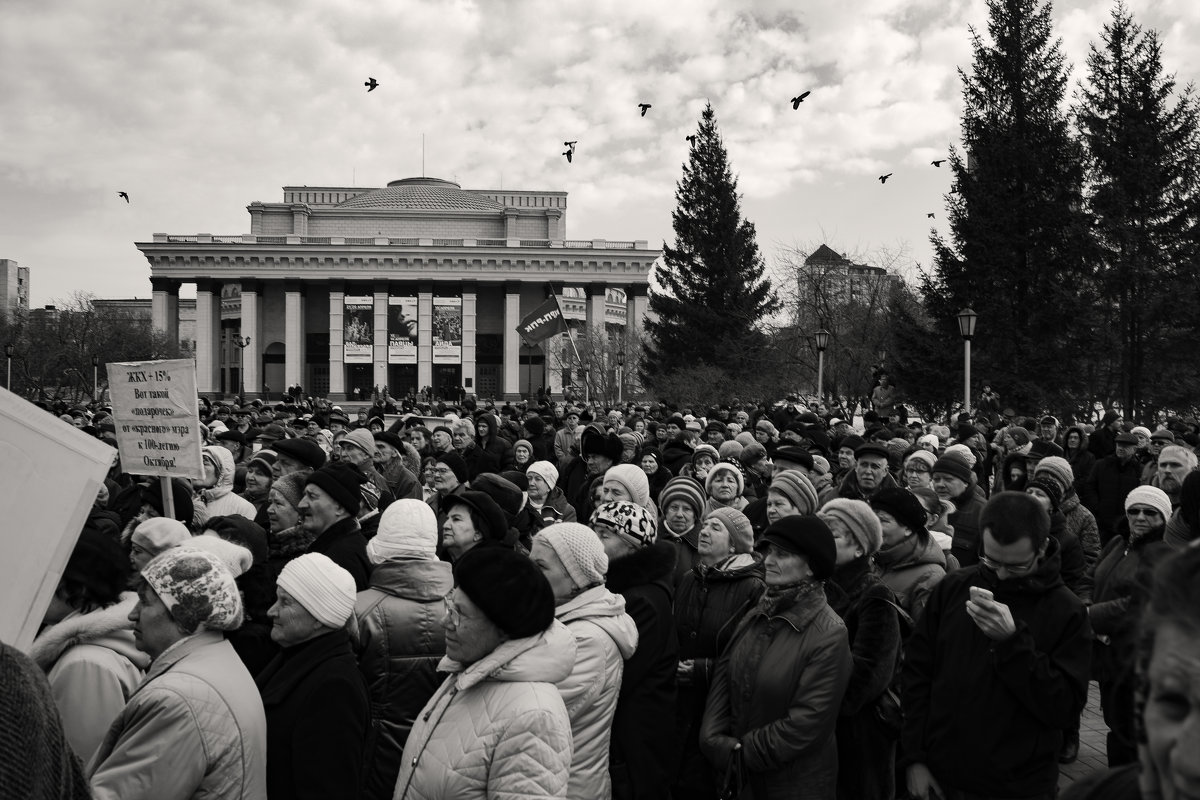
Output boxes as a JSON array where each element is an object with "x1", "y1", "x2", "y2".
[
  {"x1": 616, "y1": 350, "x2": 625, "y2": 404},
  {"x1": 814, "y1": 328, "x2": 831, "y2": 402},
  {"x1": 4, "y1": 343, "x2": 12, "y2": 391},
  {"x1": 234, "y1": 335, "x2": 251, "y2": 403},
  {"x1": 91, "y1": 354, "x2": 99, "y2": 403},
  {"x1": 957, "y1": 308, "x2": 978, "y2": 416}
]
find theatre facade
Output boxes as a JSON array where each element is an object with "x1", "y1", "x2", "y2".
[{"x1": 139, "y1": 177, "x2": 659, "y2": 401}]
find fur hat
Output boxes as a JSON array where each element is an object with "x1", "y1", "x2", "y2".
[
  {"x1": 443, "y1": 490, "x2": 509, "y2": 543},
  {"x1": 538, "y1": 522, "x2": 607, "y2": 588},
  {"x1": 179, "y1": 534, "x2": 254, "y2": 578},
  {"x1": 581, "y1": 427, "x2": 623, "y2": 463},
  {"x1": 819, "y1": 498, "x2": 884, "y2": 557},
  {"x1": 139, "y1": 479, "x2": 194, "y2": 524},
  {"x1": 368, "y1": 499, "x2": 439, "y2": 564},
  {"x1": 769, "y1": 470, "x2": 819, "y2": 516},
  {"x1": 277, "y1": 553, "x2": 357, "y2": 629},
  {"x1": 452, "y1": 547, "x2": 555, "y2": 639},
  {"x1": 305, "y1": 462, "x2": 368, "y2": 515},
  {"x1": 705, "y1": 507, "x2": 755, "y2": 554}
]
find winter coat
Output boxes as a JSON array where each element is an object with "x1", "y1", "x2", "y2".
[
  {"x1": 1081, "y1": 454, "x2": 1144, "y2": 545},
  {"x1": 1061, "y1": 492, "x2": 1101, "y2": 574},
  {"x1": 529, "y1": 486, "x2": 578, "y2": 527},
  {"x1": 658, "y1": 519, "x2": 702, "y2": 590},
  {"x1": 1048, "y1": 510, "x2": 1087, "y2": 597},
  {"x1": 672, "y1": 555, "x2": 764, "y2": 800},
  {"x1": 256, "y1": 627, "x2": 370, "y2": 800},
  {"x1": 873, "y1": 533, "x2": 947, "y2": 623},
  {"x1": 306, "y1": 516, "x2": 371, "y2": 591},
  {"x1": 944, "y1": 479, "x2": 985, "y2": 567},
  {"x1": 352, "y1": 559, "x2": 453, "y2": 800},
  {"x1": 458, "y1": 442, "x2": 500, "y2": 481},
  {"x1": 377, "y1": 457, "x2": 424, "y2": 501},
  {"x1": 28, "y1": 594, "x2": 148, "y2": 762},
  {"x1": 661, "y1": 440, "x2": 696, "y2": 476},
  {"x1": 477, "y1": 417, "x2": 515, "y2": 471},
  {"x1": 554, "y1": 427, "x2": 578, "y2": 469},
  {"x1": 88, "y1": 631, "x2": 268, "y2": 800},
  {"x1": 555, "y1": 586, "x2": 640, "y2": 800},
  {"x1": 1064, "y1": 427, "x2": 1097, "y2": 492},
  {"x1": 836, "y1": 469, "x2": 900, "y2": 501},
  {"x1": 700, "y1": 580, "x2": 852, "y2": 800},
  {"x1": 825, "y1": 558, "x2": 902, "y2": 800},
  {"x1": 607, "y1": 541, "x2": 680, "y2": 800},
  {"x1": 200, "y1": 445, "x2": 258, "y2": 519},
  {"x1": 900, "y1": 540, "x2": 1092, "y2": 798},
  {"x1": 394, "y1": 621, "x2": 577, "y2": 800}
]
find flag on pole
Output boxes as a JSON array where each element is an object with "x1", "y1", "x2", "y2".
[{"x1": 516, "y1": 296, "x2": 568, "y2": 343}]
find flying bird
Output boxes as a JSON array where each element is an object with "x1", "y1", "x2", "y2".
[
  {"x1": 927, "y1": 212, "x2": 935, "y2": 218},
  {"x1": 117, "y1": 191, "x2": 129, "y2": 203},
  {"x1": 364, "y1": 77, "x2": 378, "y2": 92},
  {"x1": 562, "y1": 149, "x2": 573, "y2": 163},
  {"x1": 638, "y1": 103, "x2": 651, "y2": 116},
  {"x1": 790, "y1": 91, "x2": 811, "y2": 109},
  {"x1": 879, "y1": 173, "x2": 893, "y2": 184},
  {"x1": 686, "y1": 134, "x2": 697, "y2": 146},
  {"x1": 564, "y1": 140, "x2": 577, "y2": 148},
  {"x1": 931, "y1": 159, "x2": 945, "y2": 167}
]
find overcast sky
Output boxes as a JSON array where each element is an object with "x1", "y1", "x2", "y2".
[{"x1": 3, "y1": 0, "x2": 1198, "y2": 306}]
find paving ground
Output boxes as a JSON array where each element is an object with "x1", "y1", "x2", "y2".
[{"x1": 1058, "y1": 681, "x2": 1112, "y2": 791}]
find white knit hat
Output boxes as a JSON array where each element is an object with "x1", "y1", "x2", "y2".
[
  {"x1": 132, "y1": 518, "x2": 191, "y2": 556},
  {"x1": 367, "y1": 499, "x2": 439, "y2": 564},
  {"x1": 179, "y1": 534, "x2": 253, "y2": 577},
  {"x1": 943, "y1": 443, "x2": 977, "y2": 467},
  {"x1": 538, "y1": 523, "x2": 608, "y2": 588},
  {"x1": 1124, "y1": 485, "x2": 1173, "y2": 522},
  {"x1": 276, "y1": 553, "x2": 356, "y2": 629},
  {"x1": 526, "y1": 460, "x2": 559, "y2": 490}
]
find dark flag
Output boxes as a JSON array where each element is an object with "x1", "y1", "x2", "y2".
[{"x1": 516, "y1": 296, "x2": 567, "y2": 343}]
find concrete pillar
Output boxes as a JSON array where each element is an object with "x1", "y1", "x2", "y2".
[
  {"x1": 629, "y1": 284, "x2": 650, "y2": 337},
  {"x1": 373, "y1": 284, "x2": 388, "y2": 394},
  {"x1": 194, "y1": 280, "x2": 221, "y2": 395},
  {"x1": 462, "y1": 282, "x2": 477, "y2": 397},
  {"x1": 240, "y1": 280, "x2": 262, "y2": 398},
  {"x1": 503, "y1": 282, "x2": 521, "y2": 399},
  {"x1": 417, "y1": 287, "x2": 433, "y2": 391},
  {"x1": 585, "y1": 283, "x2": 606, "y2": 335},
  {"x1": 329, "y1": 281, "x2": 345, "y2": 398},
  {"x1": 150, "y1": 277, "x2": 180, "y2": 349},
  {"x1": 284, "y1": 281, "x2": 304, "y2": 390}
]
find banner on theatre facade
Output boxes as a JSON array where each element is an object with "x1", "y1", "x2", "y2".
[
  {"x1": 107, "y1": 359, "x2": 205, "y2": 480},
  {"x1": 432, "y1": 296, "x2": 462, "y2": 363},
  {"x1": 343, "y1": 295, "x2": 374, "y2": 364},
  {"x1": 388, "y1": 296, "x2": 419, "y2": 364}
]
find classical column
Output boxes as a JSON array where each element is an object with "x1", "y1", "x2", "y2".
[
  {"x1": 627, "y1": 283, "x2": 649, "y2": 338},
  {"x1": 194, "y1": 279, "x2": 221, "y2": 395},
  {"x1": 461, "y1": 281, "x2": 477, "y2": 397},
  {"x1": 284, "y1": 280, "x2": 304, "y2": 391},
  {"x1": 373, "y1": 282, "x2": 388, "y2": 394},
  {"x1": 240, "y1": 280, "x2": 262, "y2": 398},
  {"x1": 150, "y1": 277, "x2": 180, "y2": 349},
  {"x1": 329, "y1": 280, "x2": 345, "y2": 399},
  {"x1": 585, "y1": 283, "x2": 606, "y2": 334},
  {"x1": 417, "y1": 285, "x2": 433, "y2": 391},
  {"x1": 503, "y1": 281, "x2": 521, "y2": 400}
]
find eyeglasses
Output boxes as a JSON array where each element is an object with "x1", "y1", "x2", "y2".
[
  {"x1": 904, "y1": 466, "x2": 930, "y2": 475},
  {"x1": 442, "y1": 594, "x2": 461, "y2": 629},
  {"x1": 980, "y1": 553, "x2": 1038, "y2": 575},
  {"x1": 432, "y1": 467, "x2": 454, "y2": 476},
  {"x1": 1127, "y1": 507, "x2": 1162, "y2": 518}
]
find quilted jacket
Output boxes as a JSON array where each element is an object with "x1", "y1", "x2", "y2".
[
  {"x1": 87, "y1": 631, "x2": 268, "y2": 800},
  {"x1": 353, "y1": 559, "x2": 454, "y2": 800},
  {"x1": 394, "y1": 620, "x2": 576, "y2": 800},
  {"x1": 554, "y1": 586, "x2": 639, "y2": 800}
]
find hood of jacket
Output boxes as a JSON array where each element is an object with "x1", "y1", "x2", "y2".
[
  {"x1": 975, "y1": 535, "x2": 1066, "y2": 599},
  {"x1": 202, "y1": 445, "x2": 237, "y2": 502},
  {"x1": 29, "y1": 592, "x2": 150, "y2": 671},
  {"x1": 438, "y1": 617, "x2": 577, "y2": 689},
  {"x1": 476, "y1": 413, "x2": 501, "y2": 446},
  {"x1": 606, "y1": 539, "x2": 678, "y2": 595},
  {"x1": 1065, "y1": 425, "x2": 1089, "y2": 456},
  {"x1": 874, "y1": 532, "x2": 947, "y2": 571},
  {"x1": 556, "y1": 585, "x2": 639, "y2": 660},
  {"x1": 369, "y1": 559, "x2": 454, "y2": 602},
  {"x1": 696, "y1": 552, "x2": 762, "y2": 582}
]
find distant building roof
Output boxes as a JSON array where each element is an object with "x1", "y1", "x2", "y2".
[{"x1": 334, "y1": 177, "x2": 505, "y2": 212}]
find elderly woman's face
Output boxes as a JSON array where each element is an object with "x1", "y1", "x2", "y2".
[
  {"x1": 710, "y1": 472, "x2": 739, "y2": 501},
  {"x1": 1143, "y1": 622, "x2": 1200, "y2": 800},
  {"x1": 602, "y1": 479, "x2": 633, "y2": 503},
  {"x1": 1127, "y1": 503, "x2": 1165, "y2": 537},
  {"x1": 129, "y1": 583, "x2": 181, "y2": 660},
  {"x1": 267, "y1": 489, "x2": 300, "y2": 533}
]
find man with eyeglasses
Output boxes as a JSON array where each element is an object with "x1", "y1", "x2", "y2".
[{"x1": 902, "y1": 492, "x2": 1091, "y2": 800}]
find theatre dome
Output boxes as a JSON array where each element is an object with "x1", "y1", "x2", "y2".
[{"x1": 335, "y1": 178, "x2": 505, "y2": 212}]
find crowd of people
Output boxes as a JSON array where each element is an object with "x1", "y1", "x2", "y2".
[{"x1": 4, "y1": 391, "x2": 1200, "y2": 800}]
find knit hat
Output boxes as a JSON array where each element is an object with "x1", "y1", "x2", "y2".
[
  {"x1": 691, "y1": 444, "x2": 720, "y2": 465},
  {"x1": 1033, "y1": 456, "x2": 1074, "y2": 495},
  {"x1": 179, "y1": 534, "x2": 254, "y2": 578},
  {"x1": 738, "y1": 442, "x2": 769, "y2": 468},
  {"x1": 368, "y1": 499, "x2": 439, "y2": 564},
  {"x1": 1130, "y1": 426, "x2": 1152, "y2": 441},
  {"x1": 435, "y1": 452, "x2": 470, "y2": 485},
  {"x1": 271, "y1": 472, "x2": 307, "y2": 509},
  {"x1": 1125, "y1": 485, "x2": 1173, "y2": 521},
  {"x1": 1025, "y1": 476, "x2": 1063, "y2": 512},
  {"x1": 705, "y1": 461, "x2": 745, "y2": 497},
  {"x1": 705, "y1": 507, "x2": 755, "y2": 554},
  {"x1": 513, "y1": 439, "x2": 534, "y2": 459},
  {"x1": 132, "y1": 518, "x2": 192, "y2": 557},
  {"x1": 943, "y1": 443, "x2": 977, "y2": 467},
  {"x1": 276, "y1": 553, "x2": 357, "y2": 629},
  {"x1": 769, "y1": 470, "x2": 819, "y2": 516},
  {"x1": 526, "y1": 460, "x2": 559, "y2": 490},
  {"x1": 305, "y1": 462, "x2": 368, "y2": 515},
  {"x1": 523, "y1": 416, "x2": 546, "y2": 436},
  {"x1": 658, "y1": 476, "x2": 706, "y2": 518},
  {"x1": 340, "y1": 428, "x2": 376, "y2": 456},
  {"x1": 247, "y1": 450, "x2": 277, "y2": 476},
  {"x1": 140, "y1": 479, "x2": 194, "y2": 524},
  {"x1": 811, "y1": 455, "x2": 830, "y2": 476},
  {"x1": 538, "y1": 522, "x2": 608, "y2": 588},
  {"x1": 141, "y1": 548, "x2": 243, "y2": 634},
  {"x1": 917, "y1": 433, "x2": 940, "y2": 451},
  {"x1": 819, "y1": 498, "x2": 884, "y2": 557},
  {"x1": 590, "y1": 500, "x2": 657, "y2": 548},
  {"x1": 756, "y1": 515, "x2": 837, "y2": 579},
  {"x1": 472, "y1": 473, "x2": 526, "y2": 521},
  {"x1": 869, "y1": 487, "x2": 929, "y2": 536},
  {"x1": 905, "y1": 450, "x2": 937, "y2": 471},
  {"x1": 604, "y1": 464, "x2": 652, "y2": 511},
  {"x1": 718, "y1": 440, "x2": 744, "y2": 461},
  {"x1": 453, "y1": 546, "x2": 556, "y2": 639},
  {"x1": 932, "y1": 453, "x2": 974, "y2": 484},
  {"x1": 273, "y1": 438, "x2": 327, "y2": 470},
  {"x1": 734, "y1": 431, "x2": 757, "y2": 447}
]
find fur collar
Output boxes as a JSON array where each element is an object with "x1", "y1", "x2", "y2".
[
  {"x1": 29, "y1": 593, "x2": 150, "y2": 670},
  {"x1": 606, "y1": 539, "x2": 677, "y2": 594},
  {"x1": 270, "y1": 524, "x2": 318, "y2": 561}
]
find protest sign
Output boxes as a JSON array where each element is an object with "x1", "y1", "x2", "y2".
[
  {"x1": 0, "y1": 386, "x2": 117, "y2": 649},
  {"x1": 107, "y1": 359, "x2": 205, "y2": 480}
]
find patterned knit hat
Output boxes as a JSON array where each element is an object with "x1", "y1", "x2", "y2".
[
  {"x1": 769, "y1": 470, "x2": 819, "y2": 516},
  {"x1": 705, "y1": 461, "x2": 745, "y2": 497},
  {"x1": 705, "y1": 507, "x2": 755, "y2": 554},
  {"x1": 277, "y1": 553, "x2": 357, "y2": 629},
  {"x1": 658, "y1": 476, "x2": 706, "y2": 518},
  {"x1": 1026, "y1": 476, "x2": 1063, "y2": 512},
  {"x1": 142, "y1": 548, "x2": 243, "y2": 634},
  {"x1": 590, "y1": 501, "x2": 657, "y2": 548},
  {"x1": 271, "y1": 472, "x2": 307, "y2": 509},
  {"x1": 538, "y1": 522, "x2": 608, "y2": 587},
  {"x1": 1033, "y1": 456, "x2": 1074, "y2": 495}
]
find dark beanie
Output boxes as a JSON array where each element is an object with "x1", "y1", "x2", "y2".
[
  {"x1": 932, "y1": 454, "x2": 974, "y2": 484},
  {"x1": 453, "y1": 547, "x2": 555, "y2": 639},
  {"x1": 869, "y1": 487, "x2": 928, "y2": 535},
  {"x1": 435, "y1": 452, "x2": 470, "y2": 484},
  {"x1": 755, "y1": 515, "x2": 837, "y2": 579},
  {"x1": 471, "y1": 473, "x2": 525, "y2": 521},
  {"x1": 1026, "y1": 476, "x2": 1063, "y2": 512},
  {"x1": 305, "y1": 462, "x2": 367, "y2": 515},
  {"x1": 63, "y1": 529, "x2": 129, "y2": 608},
  {"x1": 523, "y1": 416, "x2": 545, "y2": 436},
  {"x1": 141, "y1": 478, "x2": 194, "y2": 524}
]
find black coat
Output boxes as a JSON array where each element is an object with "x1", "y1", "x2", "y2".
[
  {"x1": 306, "y1": 517, "x2": 371, "y2": 591},
  {"x1": 900, "y1": 539, "x2": 1092, "y2": 798},
  {"x1": 607, "y1": 541, "x2": 680, "y2": 800},
  {"x1": 256, "y1": 629, "x2": 371, "y2": 800},
  {"x1": 1081, "y1": 455, "x2": 1143, "y2": 545}
]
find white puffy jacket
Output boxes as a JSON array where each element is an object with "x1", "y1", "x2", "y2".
[
  {"x1": 200, "y1": 446, "x2": 256, "y2": 520},
  {"x1": 555, "y1": 586, "x2": 639, "y2": 800},
  {"x1": 394, "y1": 620, "x2": 576, "y2": 800}
]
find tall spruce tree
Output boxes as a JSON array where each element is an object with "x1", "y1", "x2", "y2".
[
  {"x1": 1076, "y1": 3, "x2": 1200, "y2": 419},
  {"x1": 642, "y1": 103, "x2": 779, "y2": 390},
  {"x1": 924, "y1": 0, "x2": 1095, "y2": 412}
]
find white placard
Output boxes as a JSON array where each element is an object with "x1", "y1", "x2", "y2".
[
  {"x1": 107, "y1": 359, "x2": 204, "y2": 479},
  {"x1": 0, "y1": 387, "x2": 117, "y2": 649}
]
